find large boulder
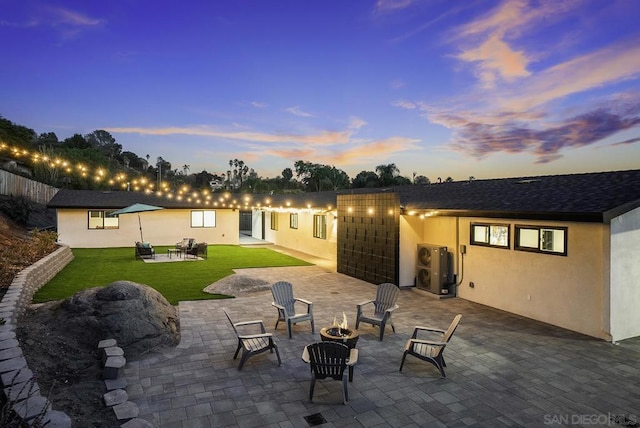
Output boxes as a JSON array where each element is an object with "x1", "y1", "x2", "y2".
[{"x1": 55, "y1": 280, "x2": 180, "y2": 359}]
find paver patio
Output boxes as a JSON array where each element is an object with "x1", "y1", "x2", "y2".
[{"x1": 124, "y1": 249, "x2": 640, "y2": 428}]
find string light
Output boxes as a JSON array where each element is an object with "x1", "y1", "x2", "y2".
[{"x1": 0, "y1": 141, "x2": 344, "y2": 212}]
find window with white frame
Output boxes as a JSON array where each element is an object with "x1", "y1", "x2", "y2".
[
  {"x1": 88, "y1": 210, "x2": 119, "y2": 229},
  {"x1": 290, "y1": 213, "x2": 298, "y2": 229},
  {"x1": 270, "y1": 212, "x2": 278, "y2": 230},
  {"x1": 515, "y1": 225, "x2": 567, "y2": 255},
  {"x1": 470, "y1": 223, "x2": 509, "y2": 248},
  {"x1": 191, "y1": 210, "x2": 216, "y2": 228},
  {"x1": 313, "y1": 214, "x2": 326, "y2": 239}
]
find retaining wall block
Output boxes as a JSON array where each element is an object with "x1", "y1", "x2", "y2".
[
  {"x1": 11, "y1": 394, "x2": 51, "y2": 421},
  {"x1": 40, "y1": 410, "x2": 72, "y2": 428}
]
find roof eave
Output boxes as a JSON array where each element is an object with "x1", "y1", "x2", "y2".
[{"x1": 407, "y1": 209, "x2": 605, "y2": 223}]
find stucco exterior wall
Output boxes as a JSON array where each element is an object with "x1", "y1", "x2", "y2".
[
  {"x1": 56, "y1": 208, "x2": 239, "y2": 247},
  {"x1": 401, "y1": 215, "x2": 610, "y2": 339},
  {"x1": 254, "y1": 209, "x2": 337, "y2": 263},
  {"x1": 456, "y1": 217, "x2": 609, "y2": 340},
  {"x1": 610, "y1": 206, "x2": 640, "y2": 342}
]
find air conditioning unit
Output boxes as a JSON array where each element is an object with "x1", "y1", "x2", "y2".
[{"x1": 416, "y1": 244, "x2": 449, "y2": 294}]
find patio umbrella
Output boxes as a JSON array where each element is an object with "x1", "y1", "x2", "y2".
[{"x1": 110, "y1": 203, "x2": 164, "y2": 242}]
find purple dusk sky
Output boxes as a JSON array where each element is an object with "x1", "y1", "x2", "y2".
[{"x1": 2, "y1": 0, "x2": 639, "y2": 181}]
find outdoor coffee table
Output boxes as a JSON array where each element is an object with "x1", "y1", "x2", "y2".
[{"x1": 167, "y1": 248, "x2": 183, "y2": 259}]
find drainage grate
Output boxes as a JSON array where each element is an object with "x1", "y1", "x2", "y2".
[{"x1": 304, "y1": 413, "x2": 328, "y2": 426}]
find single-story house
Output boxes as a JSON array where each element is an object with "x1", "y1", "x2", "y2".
[
  {"x1": 47, "y1": 190, "x2": 241, "y2": 248},
  {"x1": 48, "y1": 169, "x2": 640, "y2": 342}
]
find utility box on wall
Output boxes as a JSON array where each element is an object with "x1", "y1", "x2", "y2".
[{"x1": 416, "y1": 244, "x2": 449, "y2": 295}]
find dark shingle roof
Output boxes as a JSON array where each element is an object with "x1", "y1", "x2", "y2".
[
  {"x1": 48, "y1": 169, "x2": 640, "y2": 223},
  {"x1": 48, "y1": 189, "x2": 222, "y2": 210},
  {"x1": 265, "y1": 169, "x2": 640, "y2": 222}
]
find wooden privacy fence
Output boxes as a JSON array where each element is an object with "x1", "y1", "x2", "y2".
[{"x1": 0, "y1": 169, "x2": 59, "y2": 205}]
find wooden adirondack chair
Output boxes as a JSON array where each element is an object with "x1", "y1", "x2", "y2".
[
  {"x1": 355, "y1": 282, "x2": 400, "y2": 341},
  {"x1": 399, "y1": 314, "x2": 462, "y2": 378},
  {"x1": 271, "y1": 281, "x2": 314, "y2": 338}
]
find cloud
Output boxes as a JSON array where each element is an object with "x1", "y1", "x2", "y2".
[
  {"x1": 107, "y1": 125, "x2": 351, "y2": 145},
  {"x1": 329, "y1": 137, "x2": 421, "y2": 165},
  {"x1": 374, "y1": 0, "x2": 415, "y2": 14},
  {"x1": 285, "y1": 106, "x2": 314, "y2": 117},
  {"x1": 262, "y1": 136, "x2": 421, "y2": 167},
  {"x1": 348, "y1": 117, "x2": 367, "y2": 130},
  {"x1": 4, "y1": 5, "x2": 105, "y2": 40},
  {"x1": 251, "y1": 101, "x2": 268, "y2": 108},
  {"x1": 499, "y1": 37, "x2": 640, "y2": 112},
  {"x1": 399, "y1": 1, "x2": 640, "y2": 163},
  {"x1": 452, "y1": 0, "x2": 583, "y2": 88},
  {"x1": 389, "y1": 3, "x2": 472, "y2": 44},
  {"x1": 612, "y1": 137, "x2": 640, "y2": 147},
  {"x1": 437, "y1": 96, "x2": 640, "y2": 161},
  {"x1": 457, "y1": 34, "x2": 530, "y2": 88},
  {"x1": 50, "y1": 7, "x2": 104, "y2": 27},
  {"x1": 392, "y1": 100, "x2": 418, "y2": 110},
  {"x1": 0, "y1": 18, "x2": 39, "y2": 28}
]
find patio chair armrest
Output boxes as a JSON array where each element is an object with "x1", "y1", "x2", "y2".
[
  {"x1": 271, "y1": 302, "x2": 286, "y2": 311},
  {"x1": 409, "y1": 338, "x2": 447, "y2": 347},
  {"x1": 295, "y1": 298, "x2": 313, "y2": 307},
  {"x1": 347, "y1": 348, "x2": 358, "y2": 366},
  {"x1": 385, "y1": 304, "x2": 399, "y2": 314},
  {"x1": 234, "y1": 320, "x2": 266, "y2": 328},
  {"x1": 356, "y1": 300, "x2": 374, "y2": 308},
  {"x1": 414, "y1": 326, "x2": 446, "y2": 334},
  {"x1": 238, "y1": 333, "x2": 273, "y2": 340}
]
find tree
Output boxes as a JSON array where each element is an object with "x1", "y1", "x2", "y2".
[
  {"x1": 375, "y1": 163, "x2": 400, "y2": 186},
  {"x1": 155, "y1": 157, "x2": 171, "y2": 187},
  {"x1": 413, "y1": 175, "x2": 430, "y2": 185},
  {"x1": 37, "y1": 132, "x2": 59, "y2": 147},
  {"x1": 193, "y1": 170, "x2": 214, "y2": 189},
  {"x1": 121, "y1": 151, "x2": 145, "y2": 170},
  {"x1": 0, "y1": 117, "x2": 37, "y2": 150},
  {"x1": 294, "y1": 160, "x2": 350, "y2": 192},
  {"x1": 352, "y1": 170, "x2": 380, "y2": 188},
  {"x1": 282, "y1": 168, "x2": 293, "y2": 182},
  {"x1": 394, "y1": 176, "x2": 412, "y2": 186},
  {"x1": 85, "y1": 130, "x2": 122, "y2": 161},
  {"x1": 62, "y1": 134, "x2": 91, "y2": 150}
]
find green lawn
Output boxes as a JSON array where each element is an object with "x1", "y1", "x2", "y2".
[{"x1": 35, "y1": 245, "x2": 312, "y2": 305}]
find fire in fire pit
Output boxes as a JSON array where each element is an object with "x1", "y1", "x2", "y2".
[{"x1": 320, "y1": 312, "x2": 359, "y2": 349}]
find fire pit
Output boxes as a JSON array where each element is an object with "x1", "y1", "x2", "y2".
[
  {"x1": 320, "y1": 313, "x2": 359, "y2": 349},
  {"x1": 320, "y1": 326, "x2": 359, "y2": 349}
]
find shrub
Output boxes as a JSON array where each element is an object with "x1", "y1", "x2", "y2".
[
  {"x1": 0, "y1": 229, "x2": 58, "y2": 289},
  {"x1": 0, "y1": 196, "x2": 31, "y2": 225}
]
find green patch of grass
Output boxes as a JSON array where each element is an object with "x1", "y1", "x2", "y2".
[{"x1": 34, "y1": 245, "x2": 312, "y2": 305}]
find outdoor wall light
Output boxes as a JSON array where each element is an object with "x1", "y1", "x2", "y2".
[
  {"x1": 347, "y1": 207, "x2": 353, "y2": 213},
  {"x1": 367, "y1": 208, "x2": 374, "y2": 215}
]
